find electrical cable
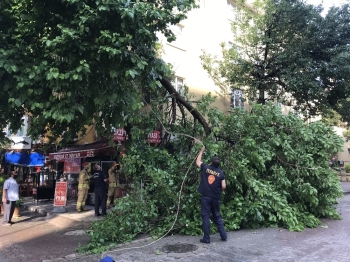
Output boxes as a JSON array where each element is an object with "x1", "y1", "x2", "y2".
[{"x1": 101, "y1": 98, "x2": 204, "y2": 259}]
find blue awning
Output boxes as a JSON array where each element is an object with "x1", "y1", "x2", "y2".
[{"x1": 5, "y1": 152, "x2": 45, "y2": 167}]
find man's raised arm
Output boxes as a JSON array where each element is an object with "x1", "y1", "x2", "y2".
[{"x1": 196, "y1": 146, "x2": 205, "y2": 168}]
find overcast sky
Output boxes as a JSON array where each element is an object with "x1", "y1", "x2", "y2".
[{"x1": 305, "y1": 0, "x2": 348, "y2": 14}]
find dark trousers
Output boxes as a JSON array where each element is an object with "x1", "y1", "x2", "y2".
[
  {"x1": 200, "y1": 196, "x2": 227, "y2": 242},
  {"x1": 2, "y1": 201, "x2": 16, "y2": 224},
  {"x1": 94, "y1": 190, "x2": 107, "y2": 216}
]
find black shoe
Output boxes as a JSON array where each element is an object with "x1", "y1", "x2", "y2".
[
  {"x1": 221, "y1": 237, "x2": 227, "y2": 241},
  {"x1": 95, "y1": 214, "x2": 101, "y2": 217},
  {"x1": 200, "y1": 239, "x2": 210, "y2": 244},
  {"x1": 101, "y1": 213, "x2": 107, "y2": 217},
  {"x1": 9, "y1": 221, "x2": 15, "y2": 225}
]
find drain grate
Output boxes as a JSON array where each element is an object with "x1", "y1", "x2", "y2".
[{"x1": 162, "y1": 243, "x2": 198, "y2": 253}]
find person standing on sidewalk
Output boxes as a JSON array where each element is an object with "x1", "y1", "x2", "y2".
[
  {"x1": 106, "y1": 162, "x2": 120, "y2": 209},
  {"x1": 196, "y1": 146, "x2": 227, "y2": 244},
  {"x1": 76, "y1": 162, "x2": 92, "y2": 212},
  {"x1": 2, "y1": 170, "x2": 19, "y2": 226},
  {"x1": 93, "y1": 164, "x2": 108, "y2": 217}
]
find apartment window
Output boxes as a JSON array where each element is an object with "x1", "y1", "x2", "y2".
[
  {"x1": 169, "y1": 77, "x2": 185, "y2": 100},
  {"x1": 173, "y1": 77, "x2": 184, "y2": 94},
  {"x1": 231, "y1": 90, "x2": 244, "y2": 108}
]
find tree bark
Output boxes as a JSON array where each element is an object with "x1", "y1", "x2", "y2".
[{"x1": 160, "y1": 77, "x2": 211, "y2": 136}]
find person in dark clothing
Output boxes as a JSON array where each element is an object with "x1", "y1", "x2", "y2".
[
  {"x1": 93, "y1": 164, "x2": 108, "y2": 217},
  {"x1": 196, "y1": 146, "x2": 227, "y2": 244}
]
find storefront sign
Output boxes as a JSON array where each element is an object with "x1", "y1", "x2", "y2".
[
  {"x1": 112, "y1": 128, "x2": 128, "y2": 142},
  {"x1": 49, "y1": 149, "x2": 95, "y2": 160},
  {"x1": 54, "y1": 182, "x2": 68, "y2": 207},
  {"x1": 64, "y1": 158, "x2": 81, "y2": 173},
  {"x1": 148, "y1": 131, "x2": 161, "y2": 144}
]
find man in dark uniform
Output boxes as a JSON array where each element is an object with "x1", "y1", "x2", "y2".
[
  {"x1": 196, "y1": 146, "x2": 227, "y2": 244},
  {"x1": 92, "y1": 164, "x2": 108, "y2": 217}
]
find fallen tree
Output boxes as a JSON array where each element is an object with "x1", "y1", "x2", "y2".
[{"x1": 81, "y1": 101, "x2": 343, "y2": 253}]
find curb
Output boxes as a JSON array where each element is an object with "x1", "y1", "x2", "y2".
[{"x1": 42, "y1": 236, "x2": 153, "y2": 262}]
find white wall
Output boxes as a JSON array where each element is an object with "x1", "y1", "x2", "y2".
[
  {"x1": 159, "y1": 0, "x2": 236, "y2": 111},
  {"x1": 334, "y1": 126, "x2": 350, "y2": 163}
]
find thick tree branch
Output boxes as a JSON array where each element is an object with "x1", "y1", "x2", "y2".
[{"x1": 160, "y1": 77, "x2": 211, "y2": 136}]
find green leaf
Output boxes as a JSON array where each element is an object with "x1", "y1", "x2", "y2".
[
  {"x1": 10, "y1": 65, "x2": 18, "y2": 72},
  {"x1": 29, "y1": 72, "x2": 35, "y2": 79},
  {"x1": 14, "y1": 99, "x2": 22, "y2": 106}
]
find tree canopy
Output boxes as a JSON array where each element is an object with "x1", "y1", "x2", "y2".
[
  {"x1": 0, "y1": 0, "x2": 199, "y2": 143},
  {"x1": 201, "y1": 0, "x2": 350, "y2": 119}
]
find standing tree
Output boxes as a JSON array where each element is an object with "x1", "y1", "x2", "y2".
[
  {"x1": 201, "y1": 0, "x2": 350, "y2": 118},
  {"x1": 0, "y1": 0, "x2": 212, "y2": 144}
]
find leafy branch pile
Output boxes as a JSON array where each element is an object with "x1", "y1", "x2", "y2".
[{"x1": 82, "y1": 100, "x2": 343, "y2": 254}]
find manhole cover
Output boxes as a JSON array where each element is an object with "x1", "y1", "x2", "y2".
[{"x1": 162, "y1": 244, "x2": 198, "y2": 253}]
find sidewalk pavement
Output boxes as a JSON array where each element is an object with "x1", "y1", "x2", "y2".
[
  {"x1": 22, "y1": 197, "x2": 99, "y2": 223},
  {"x1": 1, "y1": 182, "x2": 350, "y2": 262},
  {"x1": 341, "y1": 181, "x2": 350, "y2": 194}
]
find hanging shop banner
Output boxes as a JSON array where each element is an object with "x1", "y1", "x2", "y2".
[
  {"x1": 148, "y1": 130, "x2": 161, "y2": 144},
  {"x1": 112, "y1": 128, "x2": 128, "y2": 142},
  {"x1": 64, "y1": 158, "x2": 81, "y2": 173},
  {"x1": 54, "y1": 182, "x2": 68, "y2": 207}
]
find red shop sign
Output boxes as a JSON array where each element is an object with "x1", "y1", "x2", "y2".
[
  {"x1": 49, "y1": 149, "x2": 95, "y2": 160},
  {"x1": 148, "y1": 130, "x2": 161, "y2": 144},
  {"x1": 64, "y1": 158, "x2": 81, "y2": 173},
  {"x1": 54, "y1": 182, "x2": 68, "y2": 207},
  {"x1": 112, "y1": 128, "x2": 128, "y2": 142}
]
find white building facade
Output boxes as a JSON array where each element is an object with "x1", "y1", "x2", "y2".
[{"x1": 159, "y1": 0, "x2": 245, "y2": 112}]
